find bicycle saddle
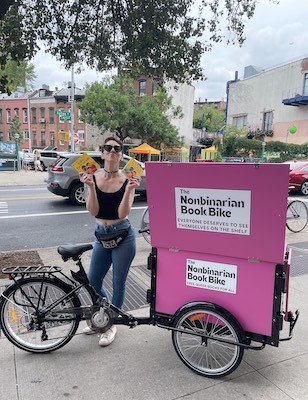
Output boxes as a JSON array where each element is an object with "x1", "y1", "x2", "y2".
[{"x1": 58, "y1": 244, "x2": 93, "y2": 261}]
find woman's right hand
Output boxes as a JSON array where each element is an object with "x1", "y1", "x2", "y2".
[{"x1": 79, "y1": 172, "x2": 94, "y2": 187}]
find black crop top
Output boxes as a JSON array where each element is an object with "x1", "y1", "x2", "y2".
[{"x1": 93, "y1": 175, "x2": 128, "y2": 220}]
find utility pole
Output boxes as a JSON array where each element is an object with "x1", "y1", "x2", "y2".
[
  {"x1": 70, "y1": 65, "x2": 75, "y2": 152},
  {"x1": 27, "y1": 94, "x2": 32, "y2": 152}
]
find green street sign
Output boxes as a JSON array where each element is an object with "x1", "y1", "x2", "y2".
[
  {"x1": 56, "y1": 111, "x2": 71, "y2": 117},
  {"x1": 59, "y1": 116, "x2": 71, "y2": 121}
]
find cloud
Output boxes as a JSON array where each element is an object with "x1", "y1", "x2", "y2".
[
  {"x1": 194, "y1": 0, "x2": 308, "y2": 100},
  {"x1": 32, "y1": 49, "x2": 113, "y2": 90}
]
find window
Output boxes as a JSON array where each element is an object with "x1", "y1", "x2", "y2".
[
  {"x1": 0, "y1": 132, "x2": 3, "y2": 141},
  {"x1": 139, "y1": 80, "x2": 146, "y2": 96},
  {"x1": 40, "y1": 107, "x2": 45, "y2": 120},
  {"x1": 22, "y1": 108, "x2": 28, "y2": 123},
  {"x1": 50, "y1": 132, "x2": 55, "y2": 146},
  {"x1": 31, "y1": 108, "x2": 37, "y2": 124},
  {"x1": 49, "y1": 107, "x2": 55, "y2": 124},
  {"x1": 152, "y1": 80, "x2": 157, "y2": 96},
  {"x1": 0, "y1": 109, "x2": 2, "y2": 124},
  {"x1": 41, "y1": 131, "x2": 46, "y2": 147},
  {"x1": 23, "y1": 131, "x2": 29, "y2": 139},
  {"x1": 262, "y1": 111, "x2": 273, "y2": 132},
  {"x1": 304, "y1": 73, "x2": 308, "y2": 96},
  {"x1": 232, "y1": 115, "x2": 247, "y2": 130},
  {"x1": 6, "y1": 109, "x2": 11, "y2": 123},
  {"x1": 77, "y1": 129, "x2": 84, "y2": 142},
  {"x1": 78, "y1": 108, "x2": 83, "y2": 123},
  {"x1": 33, "y1": 132, "x2": 37, "y2": 146},
  {"x1": 14, "y1": 108, "x2": 19, "y2": 118}
]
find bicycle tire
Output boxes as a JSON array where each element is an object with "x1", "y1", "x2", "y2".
[
  {"x1": 172, "y1": 303, "x2": 245, "y2": 378},
  {"x1": 140, "y1": 207, "x2": 151, "y2": 244},
  {"x1": 0, "y1": 277, "x2": 81, "y2": 353},
  {"x1": 286, "y1": 200, "x2": 308, "y2": 233}
]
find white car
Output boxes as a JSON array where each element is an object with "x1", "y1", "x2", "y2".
[{"x1": 19, "y1": 150, "x2": 34, "y2": 169}]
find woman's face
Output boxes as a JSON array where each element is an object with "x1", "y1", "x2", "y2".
[{"x1": 102, "y1": 140, "x2": 123, "y2": 162}]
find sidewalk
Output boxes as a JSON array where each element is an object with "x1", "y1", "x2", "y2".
[
  {"x1": 0, "y1": 169, "x2": 47, "y2": 186},
  {"x1": 1, "y1": 170, "x2": 308, "y2": 399}
]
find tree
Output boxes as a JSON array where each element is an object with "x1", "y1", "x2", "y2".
[
  {"x1": 0, "y1": 60, "x2": 36, "y2": 93},
  {"x1": 8, "y1": 116, "x2": 22, "y2": 143},
  {"x1": 0, "y1": 0, "x2": 276, "y2": 93},
  {"x1": 193, "y1": 105, "x2": 225, "y2": 132},
  {"x1": 78, "y1": 76, "x2": 182, "y2": 147}
]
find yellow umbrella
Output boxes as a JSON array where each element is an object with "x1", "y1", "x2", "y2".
[
  {"x1": 204, "y1": 145, "x2": 216, "y2": 152},
  {"x1": 128, "y1": 143, "x2": 161, "y2": 155}
]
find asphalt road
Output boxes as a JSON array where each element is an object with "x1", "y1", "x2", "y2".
[{"x1": 0, "y1": 185, "x2": 147, "y2": 252}]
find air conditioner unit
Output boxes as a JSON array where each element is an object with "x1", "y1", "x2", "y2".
[{"x1": 39, "y1": 118, "x2": 45, "y2": 123}]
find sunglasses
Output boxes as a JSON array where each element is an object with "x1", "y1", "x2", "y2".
[{"x1": 103, "y1": 144, "x2": 122, "y2": 153}]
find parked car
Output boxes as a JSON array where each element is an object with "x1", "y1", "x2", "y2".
[
  {"x1": 19, "y1": 150, "x2": 34, "y2": 169},
  {"x1": 45, "y1": 152, "x2": 146, "y2": 205},
  {"x1": 285, "y1": 160, "x2": 308, "y2": 195},
  {"x1": 32, "y1": 147, "x2": 63, "y2": 171},
  {"x1": 39, "y1": 150, "x2": 66, "y2": 171}
]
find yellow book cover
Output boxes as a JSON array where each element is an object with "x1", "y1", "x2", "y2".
[
  {"x1": 122, "y1": 158, "x2": 143, "y2": 178},
  {"x1": 72, "y1": 153, "x2": 100, "y2": 174}
]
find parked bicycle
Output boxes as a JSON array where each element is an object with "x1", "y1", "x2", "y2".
[
  {"x1": 286, "y1": 199, "x2": 308, "y2": 233},
  {"x1": 139, "y1": 207, "x2": 151, "y2": 244}
]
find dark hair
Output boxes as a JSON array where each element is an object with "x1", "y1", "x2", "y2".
[{"x1": 103, "y1": 136, "x2": 123, "y2": 148}]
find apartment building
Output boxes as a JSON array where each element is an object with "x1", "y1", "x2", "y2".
[
  {"x1": 227, "y1": 56, "x2": 308, "y2": 144},
  {"x1": 0, "y1": 85, "x2": 86, "y2": 151},
  {"x1": 1, "y1": 76, "x2": 194, "y2": 150}
]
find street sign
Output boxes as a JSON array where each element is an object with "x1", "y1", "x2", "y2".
[
  {"x1": 74, "y1": 133, "x2": 79, "y2": 144},
  {"x1": 59, "y1": 116, "x2": 71, "y2": 121},
  {"x1": 56, "y1": 111, "x2": 71, "y2": 117}
]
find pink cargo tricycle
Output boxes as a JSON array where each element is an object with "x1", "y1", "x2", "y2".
[{"x1": 0, "y1": 162, "x2": 299, "y2": 378}]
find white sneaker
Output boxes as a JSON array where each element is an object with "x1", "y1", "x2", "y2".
[
  {"x1": 83, "y1": 325, "x2": 97, "y2": 335},
  {"x1": 99, "y1": 326, "x2": 117, "y2": 347}
]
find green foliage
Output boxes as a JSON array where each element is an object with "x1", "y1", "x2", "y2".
[
  {"x1": 193, "y1": 105, "x2": 225, "y2": 132},
  {"x1": 0, "y1": 60, "x2": 36, "y2": 93},
  {"x1": 8, "y1": 116, "x2": 22, "y2": 142},
  {"x1": 78, "y1": 76, "x2": 182, "y2": 147},
  {"x1": 0, "y1": 0, "x2": 276, "y2": 92},
  {"x1": 219, "y1": 130, "x2": 308, "y2": 162}
]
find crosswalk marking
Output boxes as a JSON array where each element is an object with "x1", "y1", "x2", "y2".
[{"x1": 0, "y1": 202, "x2": 8, "y2": 214}]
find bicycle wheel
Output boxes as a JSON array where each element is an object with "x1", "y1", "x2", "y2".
[
  {"x1": 286, "y1": 200, "x2": 308, "y2": 233},
  {"x1": 0, "y1": 277, "x2": 80, "y2": 353},
  {"x1": 172, "y1": 303, "x2": 244, "y2": 378},
  {"x1": 140, "y1": 207, "x2": 151, "y2": 244}
]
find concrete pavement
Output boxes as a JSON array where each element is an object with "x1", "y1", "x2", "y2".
[{"x1": 1, "y1": 169, "x2": 308, "y2": 399}]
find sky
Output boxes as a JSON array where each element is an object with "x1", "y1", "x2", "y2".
[{"x1": 32, "y1": 0, "x2": 308, "y2": 102}]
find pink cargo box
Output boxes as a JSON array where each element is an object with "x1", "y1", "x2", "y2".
[{"x1": 145, "y1": 162, "x2": 289, "y2": 337}]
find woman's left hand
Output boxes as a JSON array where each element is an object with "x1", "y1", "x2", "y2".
[{"x1": 127, "y1": 176, "x2": 141, "y2": 190}]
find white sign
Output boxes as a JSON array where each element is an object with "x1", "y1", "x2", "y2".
[
  {"x1": 175, "y1": 187, "x2": 251, "y2": 235},
  {"x1": 186, "y1": 258, "x2": 238, "y2": 294}
]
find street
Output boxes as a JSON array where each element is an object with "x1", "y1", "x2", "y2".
[{"x1": 0, "y1": 185, "x2": 147, "y2": 251}]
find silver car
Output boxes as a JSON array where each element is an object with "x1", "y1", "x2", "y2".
[{"x1": 45, "y1": 151, "x2": 146, "y2": 205}]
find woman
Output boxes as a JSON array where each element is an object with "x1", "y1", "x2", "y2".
[
  {"x1": 34, "y1": 150, "x2": 43, "y2": 172},
  {"x1": 80, "y1": 136, "x2": 141, "y2": 347}
]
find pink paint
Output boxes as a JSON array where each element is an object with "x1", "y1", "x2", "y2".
[{"x1": 146, "y1": 162, "x2": 290, "y2": 336}]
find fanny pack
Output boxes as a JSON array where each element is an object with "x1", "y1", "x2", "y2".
[{"x1": 95, "y1": 227, "x2": 129, "y2": 249}]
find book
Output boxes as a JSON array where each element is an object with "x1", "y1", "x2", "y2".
[
  {"x1": 122, "y1": 158, "x2": 143, "y2": 178},
  {"x1": 72, "y1": 153, "x2": 100, "y2": 174}
]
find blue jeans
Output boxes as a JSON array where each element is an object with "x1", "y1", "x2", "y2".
[{"x1": 88, "y1": 219, "x2": 136, "y2": 308}]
